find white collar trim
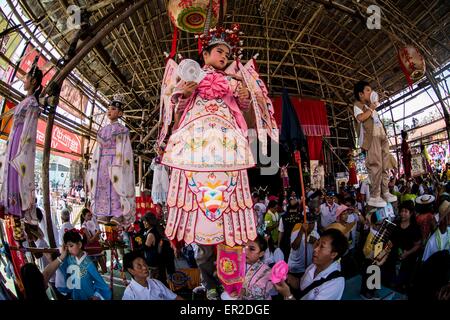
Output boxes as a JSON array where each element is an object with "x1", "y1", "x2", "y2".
[{"x1": 75, "y1": 252, "x2": 87, "y2": 265}]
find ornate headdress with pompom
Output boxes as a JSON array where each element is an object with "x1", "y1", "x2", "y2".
[
  {"x1": 110, "y1": 94, "x2": 124, "y2": 109},
  {"x1": 196, "y1": 23, "x2": 243, "y2": 58}
]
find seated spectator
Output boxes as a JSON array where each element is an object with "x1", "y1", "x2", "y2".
[{"x1": 122, "y1": 251, "x2": 182, "y2": 300}]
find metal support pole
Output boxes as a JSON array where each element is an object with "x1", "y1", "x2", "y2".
[{"x1": 426, "y1": 71, "x2": 450, "y2": 143}]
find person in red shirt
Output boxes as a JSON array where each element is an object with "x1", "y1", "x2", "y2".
[{"x1": 415, "y1": 195, "x2": 437, "y2": 243}]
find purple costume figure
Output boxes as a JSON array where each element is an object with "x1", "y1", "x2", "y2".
[
  {"x1": 87, "y1": 96, "x2": 136, "y2": 227},
  {"x1": 0, "y1": 60, "x2": 42, "y2": 226}
]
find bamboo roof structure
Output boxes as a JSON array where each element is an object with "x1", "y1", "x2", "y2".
[{"x1": 5, "y1": 0, "x2": 450, "y2": 160}]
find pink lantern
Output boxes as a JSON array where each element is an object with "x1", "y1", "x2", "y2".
[
  {"x1": 398, "y1": 45, "x2": 426, "y2": 86},
  {"x1": 167, "y1": 0, "x2": 226, "y2": 33}
]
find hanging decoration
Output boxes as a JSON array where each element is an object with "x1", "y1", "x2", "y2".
[
  {"x1": 216, "y1": 244, "x2": 246, "y2": 296},
  {"x1": 167, "y1": 0, "x2": 226, "y2": 33},
  {"x1": 398, "y1": 45, "x2": 426, "y2": 87},
  {"x1": 348, "y1": 150, "x2": 358, "y2": 186}
]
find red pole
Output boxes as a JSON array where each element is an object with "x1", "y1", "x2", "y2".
[
  {"x1": 294, "y1": 151, "x2": 308, "y2": 264},
  {"x1": 109, "y1": 248, "x2": 113, "y2": 292}
]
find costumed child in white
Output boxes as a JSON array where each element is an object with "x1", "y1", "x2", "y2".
[{"x1": 150, "y1": 143, "x2": 169, "y2": 205}]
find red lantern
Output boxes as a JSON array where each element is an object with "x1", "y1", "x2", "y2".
[{"x1": 398, "y1": 46, "x2": 426, "y2": 86}]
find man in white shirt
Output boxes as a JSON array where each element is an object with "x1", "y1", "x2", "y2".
[
  {"x1": 288, "y1": 217, "x2": 320, "y2": 274},
  {"x1": 422, "y1": 200, "x2": 450, "y2": 262},
  {"x1": 359, "y1": 178, "x2": 371, "y2": 206},
  {"x1": 353, "y1": 81, "x2": 397, "y2": 208},
  {"x1": 58, "y1": 208, "x2": 74, "y2": 246},
  {"x1": 122, "y1": 251, "x2": 182, "y2": 300},
  {"x1": 274, "y1": 228, "x2": 348, "y2": 300},
  {"x1": 319, "y1": 192, "x2": 339, "y2": 231},
  {"x1": 253, "y1": 192, "x2": 267, "y2": 232},
  {"x1": 23, "y1": 224, "x2": 52, "y2": 271}
]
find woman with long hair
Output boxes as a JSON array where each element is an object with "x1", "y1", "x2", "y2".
[{"x1": 80, "y1": 207, "x2": 107, "y2": 273}]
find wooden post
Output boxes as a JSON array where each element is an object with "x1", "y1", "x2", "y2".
[{"x1": 42, "y1": 102, "x2": 58, "y2": 249}]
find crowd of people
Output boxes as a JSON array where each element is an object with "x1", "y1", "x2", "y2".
[
  {"x1": 6, "y1": 169, "x2": 448, "y2": 301},
  {"x1": 0, "y1": 20, "x2": 448, "y2": 303}
]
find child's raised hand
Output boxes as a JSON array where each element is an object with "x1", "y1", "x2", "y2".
[
  {"x1": 59, "y1": 245, "x2": 68, "y2": 260},
  {"x1": 237, "y1": 83, "x2": 250, "y2": 101},
  {"x1": 181, "y1": 81, "x2": 198, "y2": 99}
]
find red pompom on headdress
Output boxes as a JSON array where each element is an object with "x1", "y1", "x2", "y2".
[
  {"x1": 195, "y1": 23, "x2": 243, "y2": 58},
  {"x1": 72, "y1": 228, "x2": 84, "y2": 240}
]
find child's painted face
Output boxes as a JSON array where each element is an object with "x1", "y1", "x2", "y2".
[
  {"x1": 245, "y1": 240, "x2": 264, "y2": 265},
  {"x1": 24, "y1": 75, "x2": 33, "y2": 91},
  {"x1": 129, "y1": 257, "x2": 149, "y2": 279},
  {"x1": 66, "y1": 241, "x2": 83, "y2": 257},
  {"x1": 107, "y1": 105, "x2": 122, "y2": 122},
  {"x1": 203, "y1": 44, "x2": 230, "y2": 70},
  {"x1": 359, "y1": 85, "x2": 372, "y2": 103},
  {"x1": 312, "y1": 236, "x2": 337, "y2": 266}
]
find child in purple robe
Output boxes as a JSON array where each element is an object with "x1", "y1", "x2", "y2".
[
  {"x1": 87, "y1": 96, "x2": 135, "y2": 227},
  {"x1": 0, "y1": 59, "x2": 42, "y2": 226}
]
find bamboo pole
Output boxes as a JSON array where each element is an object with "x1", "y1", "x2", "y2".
[
  {"x1": 426, "y1": 70, "x2": 450, "y2": 143},
  {"x1": 84, "y1": 87, "x2": 97, "y2": 207}
]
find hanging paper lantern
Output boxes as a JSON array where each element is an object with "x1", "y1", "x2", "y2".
[
  {"x1": 167, "y1": 0, "x2": 227, "y2": 33},
  {"x1": 398, "y1": 45, "x2": 426, "y2": 86}
]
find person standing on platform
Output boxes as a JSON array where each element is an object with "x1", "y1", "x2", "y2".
[
  {"x1": 87, "y1": 95, "x2": 135, "y2": 227},
  {"x1": 353, "y1": 81, "x2": 397, "y2": 208},
  {"x1": 0, "y1": 59, "x2": 43, "y2": 225}
]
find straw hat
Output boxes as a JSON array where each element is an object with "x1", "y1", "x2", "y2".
[
  {"x1": 438, "y1": 200, "x2": 450, "y2": 221},
  {"x1": 415, "y1": 194, "x2": 435, "y2": 205},
  {"x1": 326, "y1": 221, "x2": 356, "y2": 236}
]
